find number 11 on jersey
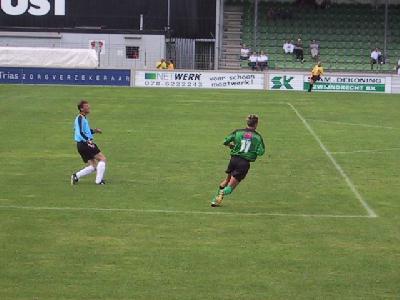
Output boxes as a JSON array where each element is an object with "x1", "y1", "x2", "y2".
[{"x1": 240, "y1": 139, "x2": 251, "y2": 153}]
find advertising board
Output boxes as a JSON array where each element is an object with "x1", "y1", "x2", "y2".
[
  {"x1": 135, "y1": 71, "x2": 265, "y2": 90},
  {"x1": 303, "y1": 75, "x2": 391, "y2": 93},
  {"x1": 0, "y1": 67, "x2": 130, "y2": 86}
]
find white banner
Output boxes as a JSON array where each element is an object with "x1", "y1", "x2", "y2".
[
  {"x1": 135, "y1": 71, "x2": 265, "y2": 90},
  {"x1": 0, "y1": 46, "x2": 98, "y2": 69}
]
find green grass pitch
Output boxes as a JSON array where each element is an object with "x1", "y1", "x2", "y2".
[{"x1": 0, "y1": 85, "x2": 399, "y2": 299}]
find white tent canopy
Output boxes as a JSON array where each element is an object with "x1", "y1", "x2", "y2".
[{"x1": 0, "y1": 46, "x2": 98, "y2": 69}]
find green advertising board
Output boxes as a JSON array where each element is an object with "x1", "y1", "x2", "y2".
[
  {"x1": 303, "y1": 75, "x2": 387, "y2": 93},
  {"x1": 303, "y1": 82, "x2": 385, "y2": 92}
]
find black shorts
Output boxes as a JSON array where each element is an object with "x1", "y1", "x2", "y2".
[
  {"x1": 225, "y1": 156, "x2": 251, "y2": 182},
  {"x1": 77, "y1": 142, "x2": 101, "y2": 163},
  {"x1": 248, "y1": 61, "x2": 257, "y2": 67},
  {"x1": 258, "y1": 61, "x2": 268, "y2": 68},
  {"x1": 311, "y1": 75, "x2": 321, "y2": 81}
]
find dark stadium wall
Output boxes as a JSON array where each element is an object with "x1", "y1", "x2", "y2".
[
  {"x1": 0, "y1": 0, "x2": 216, "y2": 38},
  {"x1": 170, "y1": 0, "x2": 216, "y2": 38}
]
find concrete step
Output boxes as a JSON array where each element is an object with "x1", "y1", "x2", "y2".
[
  {"x1": 224, "y1": 12, "x2": 243, "y2": 18},
  {"x1": 224, "y1": 25, "x2": 242, "y2": 30},
  {"x1": 224, "y1": 17, "x2": 243, "y2": 22},
  {"x1": 223, "y1": 45, "x2": 242, "y2": 51},
  {"x1": 221, "y1": 54, "x2": 241, "y2": 61},
  {"x1": 222, "y1": 58, "x2": 241, "y2": 63},
  {"x1": 224, "y1": 20, "x2": 242, "y2": 25},
  {"x1": 224, "y1": 16, "x2": 243, "y2": 24},
  {"x1": 223, "y1": 44, "x2": 242, "y2": 49},
  {"x1": 224, "y1": 12, "x2": 242, "y2": 16},
  {"x1": 224, "y1": 24, "x2": 242, "y2": 30},
  {"x1": 224, "y1": 5, "x2": 243, "y2": 12},
  {"x1": 224, "y1": 30, "x2": 242, "y2": 36},
  {"x1": 222, "y1": 49, "x2": 241, "y2": 55},
  {"x1": 223, "y1": 37, "x2": 242, "y2": 42},
  {"x1": 222, "y1": 48, "x2": 241, "y2": 52},
  {"x1": 224, "y1": 15, "x2": 243, "y2": 21},
  {"x1": 221, "y1": 50, "x2": 240, "y2": 56},
  {"x1": 223, "y1": 33, "x2": 241, "y2": 39},
  {"x1": 224, "y1": 30, "x2": 242, "y2": 35},
  {"x1": 222, "y1": 44, "x2": 242, "y2": 49},
  {"x1": 224, "y1": 9, "x2": 243, "y2": 13}
]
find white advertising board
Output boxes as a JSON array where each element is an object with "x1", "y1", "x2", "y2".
[
  {"x1": 269, "y1": 72, "x2": 392, "y2": 93},
  {"x1": 303, "y1": 75, "x2": 392, "y2": 93},
  {"x1": 135, "y1": 71, "x2": 265, "y2": 90}
]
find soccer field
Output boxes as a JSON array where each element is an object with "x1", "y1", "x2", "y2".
[{"x1": 0, "y1": 85, "x2": 399, "y2": 299}]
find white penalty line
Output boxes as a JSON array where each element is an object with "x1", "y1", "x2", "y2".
[
  {"x1": 288, "y1": 103, "x2": 378, "y2": 218},
  {"x1": 0, "y1": 205, "x2": 374, "y2": 219},
  {"x1": 307, "y1": 119, "x2": 396, "y2": 130}
]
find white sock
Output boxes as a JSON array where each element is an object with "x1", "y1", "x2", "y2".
[
  {"x1": 95, "y1": 161, "x2": 106, "y2": 184},
  {"x1": 76, "y1": 165, "x2": 96, "y2": 179}
]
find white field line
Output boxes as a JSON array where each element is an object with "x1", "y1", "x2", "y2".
[
  {"x1": 288, "y1": 103, "x2": 378, "y2": 218},
  {"x1": 307, "y1": 119, "x2": 396, "y2": 130},
  {"x1": 331, "y1": 148, "x2": 400, "y2": 155},
  {"x1": 176, "y1": 100, "x2": 292, "y2": 105},
  {"x1": 0, "y1": 205, "x2": 374, "y2": 219}
]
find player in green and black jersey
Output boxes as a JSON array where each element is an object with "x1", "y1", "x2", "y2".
[{"x1": 211, "y1": 114, "x2": 266, "y2": 207}]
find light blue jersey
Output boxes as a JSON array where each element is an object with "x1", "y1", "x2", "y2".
[{"x1": 74, "y1": 114, "x2": 94, "y2": 142}]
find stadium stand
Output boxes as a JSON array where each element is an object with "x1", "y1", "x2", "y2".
[{"x1": 227, "y1": 0, "x2": 400, "y2": 72}]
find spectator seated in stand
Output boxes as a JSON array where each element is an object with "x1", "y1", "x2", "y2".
[
  {"x1": 283, "y1": 40, "x2": 294, "y2": 54},
  {"x1": 240, "y1": 44, "x2": 250, "y2": 60},
  {"x1": 294, "y1": 38, "x2": 305, "y2": 63},
  {"x1": 258, "y1": 51, "x2": 269, "y2": 71},
  {"x1": 248, "y1": 52, "x2": 258, "y2": 71},
  {"x1": 156, "y1": 59, "x2": 167, "y2": 69},
  {"x1": 370, "y1": 48, "x2": 383, "y2": 70},
  {"x1": 310, "y1": 39, "x2": 320, "y2": 61}
]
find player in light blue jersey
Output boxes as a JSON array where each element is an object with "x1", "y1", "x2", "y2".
[{"x1": 71, "y1": 100, "x2": 107, "y2": 185}]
